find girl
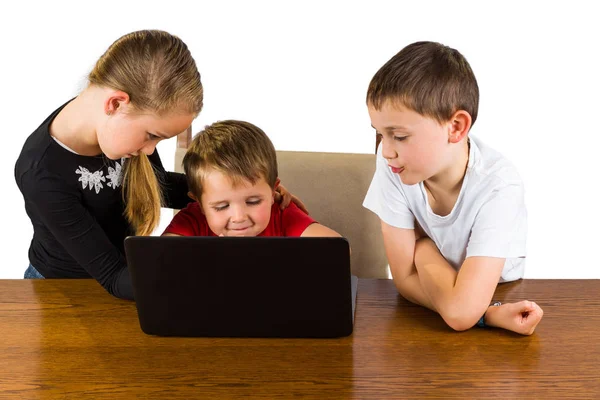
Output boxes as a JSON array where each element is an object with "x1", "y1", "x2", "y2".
[{"x1": 15, "y1": 30, "x2": 301, "y2": 300}]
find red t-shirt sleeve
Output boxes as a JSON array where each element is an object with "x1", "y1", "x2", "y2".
[
  {"x1": 162, "y1": 202, "x2": 211, "y2": 236},
  {"x1": 281, "y1": 202, "x2": 316, "y2": 237}
]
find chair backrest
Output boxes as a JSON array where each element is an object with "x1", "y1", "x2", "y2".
[
  {"x1": 276, "y1": 150, "x2": 388, "y2": 278},
  {"x1": 174, "y1": 145, "x2": 388, "y2": 278}
]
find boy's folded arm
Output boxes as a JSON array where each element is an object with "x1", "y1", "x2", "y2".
[
  {"x1": 414, "y1": 238, "x2": 504, "y2": 331},
  {"x1": 381, "y1": 221, "x2": 436, "y2": 311}
]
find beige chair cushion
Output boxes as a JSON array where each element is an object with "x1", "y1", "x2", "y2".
[
  {"x1": 276, "y1": 151, "x2": 388, "y2": 278},
  {"x1": 174, "y1": 148, "x2": 389, "y2": 278}
]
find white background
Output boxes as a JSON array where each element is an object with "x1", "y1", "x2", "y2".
[{"x1": 1, "y1": 1, "x2": 598, "y2": 278}]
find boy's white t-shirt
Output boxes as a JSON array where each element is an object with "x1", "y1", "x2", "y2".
[{"x1": 363, "y1": 135, "x2": 527, "y2": 282}]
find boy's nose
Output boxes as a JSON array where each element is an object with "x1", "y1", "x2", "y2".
[
  {"x1": 381, "y1": 137, "x2": 397, "y2": 160},
  {"x1": 230, "y1": 206, "x2": 247, "y2": 223}
]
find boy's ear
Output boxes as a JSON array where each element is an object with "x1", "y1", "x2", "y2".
[
  {"x1": 104, "y1": 90, "x2": 130, "y2": 116},
  {"x1": 271, "y1": 178, "x2": 281, "y2": 203},
  {"x1": 447, "y1": 110, "x2": 472, "y2": 144},
  {"x1": 188, "y1": 191, "x2": 206, "y2": 215},
  {"x1": 187, "y1": 191, "x2": 199, "y2": 202}
]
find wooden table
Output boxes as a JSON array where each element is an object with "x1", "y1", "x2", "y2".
[{"x1": 1, "y1": 279, "x2": 598, "y2": 399}]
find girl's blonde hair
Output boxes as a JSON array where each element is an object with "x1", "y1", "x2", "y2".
[{"x1": 89, "y1": 30, "x2": 203, "y2": 236}]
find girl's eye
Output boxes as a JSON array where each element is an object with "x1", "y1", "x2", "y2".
[
  {"x1": 247, "y1": 199, "x2": 262, "y2": 206},
  {"x1": 214, "y1": 205, "x2": 228, "y2": 212},
  {"x1": 394, "y1": 136, "x2": 407, "y2": 142},
  {"x1": 147, "y1": 132, "x2": 161, "y2": 140}
]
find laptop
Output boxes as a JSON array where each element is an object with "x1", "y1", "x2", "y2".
[{"x1": 124, "y1": 236, "x2": 358, "y2": 338}]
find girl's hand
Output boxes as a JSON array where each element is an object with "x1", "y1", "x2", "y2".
[{"x1": 275, "y1": 184, "x2": 309, "y2": 214}]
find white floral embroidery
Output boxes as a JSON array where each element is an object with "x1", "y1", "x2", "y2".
[
  {"x1": 76, "y1": 167, "x2": 106, "y2": 194},
  {"x1": 106, "y1": 160, "x2": 123, "y2": 189},
  {"x1": 76, "y1": 159, "x2": 125, "y2": 194}
]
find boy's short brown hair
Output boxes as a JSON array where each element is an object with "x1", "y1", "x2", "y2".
[
  {"x1": 183, "y1": 120, "x2": 278, "y2": 198},
  {"x1": 367, "y1": 41, "x2": 479, "y2": 126}
]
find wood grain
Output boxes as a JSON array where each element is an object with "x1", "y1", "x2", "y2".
[{"x1": 0, "y1": 279, "x2": 598, "y2": 399}]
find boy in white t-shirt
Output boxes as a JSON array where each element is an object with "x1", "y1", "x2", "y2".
[{"x1": 363, "y1": 41, "x2": 543, "y2": 335}]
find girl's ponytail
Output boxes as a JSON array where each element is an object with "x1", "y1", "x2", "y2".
[{"x1": 122, "y1": 154, "x2": 163, "y2": 236}]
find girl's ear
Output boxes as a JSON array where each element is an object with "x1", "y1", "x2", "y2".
[{"x1": 104, "y1": 90, "x2": 130, "y2": 116}]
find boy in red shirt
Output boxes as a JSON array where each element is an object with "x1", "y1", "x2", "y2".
[{"x1": 163, "y1": 120, "x2": 340, "y2": 238}]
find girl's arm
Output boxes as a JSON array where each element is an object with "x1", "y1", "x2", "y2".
[
  {"x1": 274, "y1": 184, "x2": 309, "y2": 214},
  {"x1": 20, "y1": 168, "x2": 134, "y2": 300},
  {"x1": 148, "y1": 150, "x2": 193, "y2": 210}
]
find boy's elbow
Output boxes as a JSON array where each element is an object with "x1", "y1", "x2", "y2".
[
  {"x1": 440, "y1": 306, "x2": 482, "y2": 332},
  {"x1": 444, "y1": 316, "x2": 476, "y2": 332}
]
